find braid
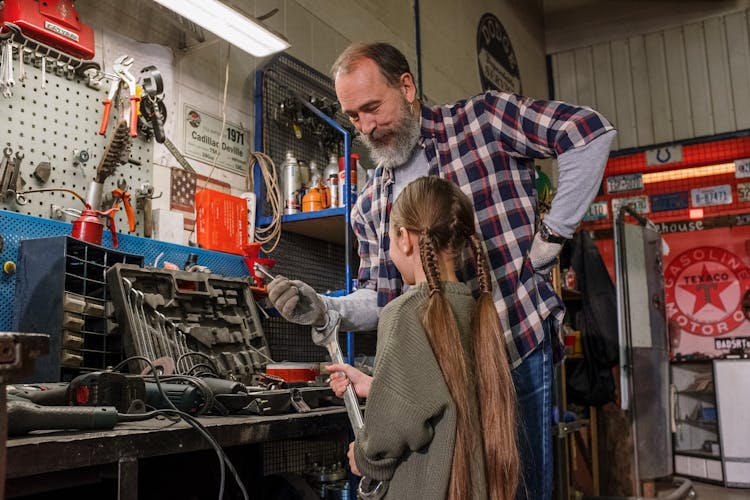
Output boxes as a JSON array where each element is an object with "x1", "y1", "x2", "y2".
[
  {"x1": 469, "y1": 234, "x2": 491, "y2": 294},
  {"x1": 419, "y1": 233, "x2": 442, "y2": 297}
]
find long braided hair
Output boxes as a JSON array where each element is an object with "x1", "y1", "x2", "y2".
[{"x1": 390, "y1": 176, "x2": 519, "y2": 500}]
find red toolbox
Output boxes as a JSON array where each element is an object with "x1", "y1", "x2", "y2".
[{"x1": 0, "y1": 0, "x2": 95, "y2": 60}]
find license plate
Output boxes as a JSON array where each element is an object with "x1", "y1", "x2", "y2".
[
  {"x1": 735, "y1": 158, "x2": 750, "y2": 179},
  {"x1": 611, "y1": 195, "x2": 649, "y2": 216},
  {"x1": 738, "y1": 182, "x2": 750, "y2": 202},
  {"x1": 691, "y1": 184, "x2": 732, "y2": 207},
  {"x1": 650, "y1": 192, "x2": 689, "y2": 212},
  {"x1": 606, "y1": 173, "x2": 643, "y2": 194},
  {"x1": 583, "y1": 200, "x2": 609, "y2": 221}
]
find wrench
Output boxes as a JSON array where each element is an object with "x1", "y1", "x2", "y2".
[{"x1": 311, "y1": 309, "x2": 387, "y2": 499}]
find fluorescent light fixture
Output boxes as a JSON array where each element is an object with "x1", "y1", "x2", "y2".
[
  {"x1": 642, "y1": 162, "x2": 735, "y2": 184},
  {"x1": 152, "y1": 0, "x2": 290, "y2": 57}
]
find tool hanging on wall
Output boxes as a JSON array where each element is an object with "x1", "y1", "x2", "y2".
[
  {"x1": 98, "y1": 55, "x2": 141, "y2": 138},
  {"x1": 137, "y1": 65, "x2": 167, "y2": 144},
  {"x1": 0, "y1": 1, "x2": 100, "y2": 98}
]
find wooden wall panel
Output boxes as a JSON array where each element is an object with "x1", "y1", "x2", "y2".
[
  {"x1": 552, "y1": 8, "x2": 750, "y2": 151},
  {"x1": 726, "y1": 11, "x2": 750, "y2": 130},
  {"x1": 628, "y1": 35, "x2": 654, "y2": 146},
  {"x1": 592, "y1": 43, "x2": 619, "y2": 150},
  {"x1": 644, "y1": 32, "x2": 674, "y2": 144},
  {"x1": 611, "y1": 39, "x2": 637, "y2": 148}
]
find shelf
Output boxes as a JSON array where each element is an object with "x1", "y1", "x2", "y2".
[
  {"x1": 258, "y1": 207, "x2": 347, "y2": 245},
  {"x1": 553, "y1": 418, "x2": 590, "y2": 438},
  {"x1": 676, "y1": 390, "x2": 715, "y2": 397},
  {"x1": 675, "y1": 419, "x2": 718, "y2": 430},
  {"x1": 675, "y1": 449, "x2": 721, "y2": 460}
]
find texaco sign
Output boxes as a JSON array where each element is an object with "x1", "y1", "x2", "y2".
[{"x1": 665, "y1": 247, "x2": 750, "y2": 336}]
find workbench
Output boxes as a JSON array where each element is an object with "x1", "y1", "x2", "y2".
[{"x1": 5, "y1": 407, "x2": 351, "y2": 499}]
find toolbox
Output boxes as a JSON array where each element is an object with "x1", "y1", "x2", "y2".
[{"x1": 106, "y1": 263, "x2": 271, "y2": 385}]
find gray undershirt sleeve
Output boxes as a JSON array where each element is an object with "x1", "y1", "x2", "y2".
[
  {"x1": 321, "y1": 288, "x2": 379, "y2": 332},
  {"x1": 543, "y1": 129, "x2": 617, "y2": 238}
]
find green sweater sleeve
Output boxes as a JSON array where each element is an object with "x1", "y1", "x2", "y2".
[{"x1": 353, "y1": 296, "x2": 451, "y2": 481}]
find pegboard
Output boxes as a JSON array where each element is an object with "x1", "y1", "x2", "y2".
[
  {"x1": 0, "y1": 210, "x2": 250, "y2": 332},
  {"x1": 259, "y1": 54, "x2": 350, "y2": 218},
  {"x1": 0, "y1": 45, "x2": 153, "y2": 237}
]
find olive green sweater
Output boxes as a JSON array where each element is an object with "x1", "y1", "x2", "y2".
[{"x1": 353, "y1": 281, "x2": 487, "y2": 499}]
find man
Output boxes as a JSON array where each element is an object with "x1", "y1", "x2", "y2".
[{"x1": 269, "y1": 42, "x2": 616, "y2": 499}]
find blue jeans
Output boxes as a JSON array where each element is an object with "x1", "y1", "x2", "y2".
[{"x1": 512, "y1": 320, "x2": 553, "y2": 500}]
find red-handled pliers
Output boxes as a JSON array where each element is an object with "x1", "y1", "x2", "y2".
[
  {"x1": 98, "y1": 75, "x2": 121, "y2": 136},
  {"x1": 112, "y1": 55, "x2": 141, "y2": 138}
]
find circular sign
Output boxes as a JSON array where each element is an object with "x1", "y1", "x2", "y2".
[
  {"x1": 476, "y1": 13, "x2": 521, "y2": 94},
  {"x1": 664, "y1": 247, "x2": 750, "y2": 336}
]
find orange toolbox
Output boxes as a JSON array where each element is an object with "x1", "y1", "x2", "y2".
[{"x1": 195, "y1": 189, "x2": 248, "y2": 255}]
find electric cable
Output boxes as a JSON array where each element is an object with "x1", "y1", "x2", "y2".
[
  {"x1": 188, "y1": 45, "x2": 232, "y2": 246},
  {"x1": 248, "y1": 151, "x2": 282, "y2": 253},
  {"x1": 110, "y1": 356, "x2": 248, "y2": 500}
]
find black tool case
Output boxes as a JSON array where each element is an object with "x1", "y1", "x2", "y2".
[{"x1": 106, "y1": 263, "x2": 271, "y2": 385}]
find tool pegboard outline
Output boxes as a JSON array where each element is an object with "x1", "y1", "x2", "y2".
[{"x1": 0, "y1": 47, "x2": 153, "y2": 237}]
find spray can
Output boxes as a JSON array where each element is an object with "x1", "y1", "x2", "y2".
[
  {"x1": 338, "y1": 154, "x2": 359, "y2": 208},
  {"x1": 324, "y1": 154, "x2": 339, "y2": 208},
  {"x1": 309, "y1": 160, "x2": 322, "y2": 187},
  {"x1": 283, "y1": 151, "x2": 301, "y2": 215}
]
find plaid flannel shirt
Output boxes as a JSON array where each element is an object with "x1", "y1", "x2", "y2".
[{"x1": 351, "y1": 91, "x2": 614, "y2": 367}]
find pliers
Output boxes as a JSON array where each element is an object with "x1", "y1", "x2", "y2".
[{"x1": 98, "y1": 55, "x2": 141, "y2": 138}]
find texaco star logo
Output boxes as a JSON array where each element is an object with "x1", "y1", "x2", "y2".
[{"x1": 665, "y1": 247, "x2": 750, "y2": 336}]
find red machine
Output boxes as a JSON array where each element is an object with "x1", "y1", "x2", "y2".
[{"x1": 0, "y1": 0, "x2": 95, "y2": 60}]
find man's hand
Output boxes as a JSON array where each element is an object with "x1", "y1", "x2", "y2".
[
  {"x1": 325, "y1": 363, "x2": 372, "y2": 398},
  {"x1": 529, "y1": 232, "x2": 563, "y2": 275},
  {"x1": 267, "y1": 276, "x2": 327, "y2": 326}
]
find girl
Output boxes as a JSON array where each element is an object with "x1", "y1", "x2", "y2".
[{"x1": 327, "y1": 176, "x2": 519, "y2": 500}]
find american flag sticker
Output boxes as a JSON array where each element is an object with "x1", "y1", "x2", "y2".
[{"x1": 169, "y1": 167, "x2": 231, "y2": 229}]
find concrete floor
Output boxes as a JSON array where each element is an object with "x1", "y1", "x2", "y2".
[{"x1": 681, "y1": 481, "x2": 750, "y2": 500}]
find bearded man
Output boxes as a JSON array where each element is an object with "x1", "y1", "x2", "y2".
[{"x1": 269, "y1": 42, "x2": 616, "y2": 499}]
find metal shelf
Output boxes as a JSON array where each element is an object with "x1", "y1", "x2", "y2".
[
  {"x1": 675, "y1": 449, "x2": 721, "y2": 460},
  {"x1": 675, "y1": 419, "x2": 718, "y2": 430},
  {"x1": 258, "y1": 207, "x2": 347, "y2": 245}
]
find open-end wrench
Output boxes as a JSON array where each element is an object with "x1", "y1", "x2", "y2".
[
  {"x1": 112, "y1": 55, "x2": 140, "y2": 137},
  {"x1": 311, "y1": 309, "x2": 387, "y2": 499}
]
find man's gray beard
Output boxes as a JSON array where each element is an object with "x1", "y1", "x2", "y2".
[{"x1": 359, "y1": 106, "x2": 421, "y2": 169}]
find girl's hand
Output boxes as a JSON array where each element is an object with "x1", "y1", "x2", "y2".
[
  {"x1": 347, "y1": 442, "x2": 361, "y2": 476},
  {"x1": 325, "y1": 363, "x2": 372, "y2": 398}
]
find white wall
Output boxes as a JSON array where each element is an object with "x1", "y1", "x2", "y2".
[
  {"x1": 550, "y1": 7, "x2": 750, "y2": 152},
  {"x1": 75, "y1": 0, "x2": 548, "y2": 242}
]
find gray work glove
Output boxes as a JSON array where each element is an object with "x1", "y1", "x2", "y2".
[
  {"x1": 529, "y1": 232, "x2": 563, "y2": 275},
  {"x1": 267, "y1": 276, "x2": 327, "y2": 326}
]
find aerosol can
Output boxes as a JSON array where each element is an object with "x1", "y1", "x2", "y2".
[
  {"x1": 324, "y1": 154, "x2": 339, "y2": 208},
  {"x1": 283, "y1": 151, "x2": 301, "y2": 214}
]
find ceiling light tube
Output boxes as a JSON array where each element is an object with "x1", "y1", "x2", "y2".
[{"x1": 152, "y1": 0, "x2": 290, "y2": 57}]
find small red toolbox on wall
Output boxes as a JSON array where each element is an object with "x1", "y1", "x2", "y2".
[
  {"x1": 195, "y1": 189, "x2": 249, "y2": 255},
  {"x1": 0, "y1": 0, "x2": 95, "y2": 60}
]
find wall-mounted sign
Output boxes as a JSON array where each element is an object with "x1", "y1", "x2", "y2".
[
  {"x1": 606, "y1": 173, "x2": 643, "y2": 194},
  {"x1": 611, "y1": 194, "x2": 649, "y2": 216},
  {"x1": 583, "y1": 200, "x2": 608, "y2": 221},
  {"x1": 691, "y1": 184, "x2": 732, "y2": 208},
  {"x1": 183, "y1": 105, "x2": 250, "y2": 174},
  {"x1": 476, "y1": 13, "x2": 521, "y2": 93},
  {"x1": 651, "y1": 191, "x2": 690, "y2": 213},
  {"x1": 665, "y1": 246, "x2": 750, "y2": 338},
  {"x1": 735, "y1": 158, "x2": 750, "y2": 178},
  {"x1": 645, "y1": 145, "x2": 683, "y2": 166},
  {"x1": 738, "y1": 182, "x2": 750, "y2": 202}
]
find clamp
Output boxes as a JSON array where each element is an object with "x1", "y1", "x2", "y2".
[{"x1": 112, "y1": 181, "x2": 136, "y2": 233}]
